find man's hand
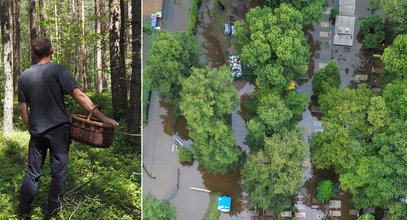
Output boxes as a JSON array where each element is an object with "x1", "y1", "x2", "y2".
[
  {"x1": 102, "y1": 117, "x2": 119, "y2": 128},
  {"x1": 70, "y1": 88, "x2": 119, "y2": 128}
]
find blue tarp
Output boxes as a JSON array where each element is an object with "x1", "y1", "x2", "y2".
[{"x1": 217, "y1": 196, "x2": 231, "y2": 212}]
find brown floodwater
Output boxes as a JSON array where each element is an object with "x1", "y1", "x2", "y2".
[{"x1": 198, "y1": 166, "x2": 244, "y2": 216}]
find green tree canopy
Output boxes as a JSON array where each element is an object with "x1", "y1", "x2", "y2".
[
  {"x1": 242, "y1": 129, "x2": 306, "y2": 212},
  {"x1": 145, "y1": 31, "x2": 200, "y2": 106},
  {"x1": 257, "y1": 93, "x2": 293, "y2": 133},
  {"x1": 190, "y1": 120, "x2": 241, "y2": 174},
  {"x1": 312, "y1": 59, "x2": 340, "y2": 98},
  {"x1": 382, "y1": 80, "x2": 407, "y2": 120},
  {"x1": 235, "y1": 5, "x2": 310, "y2": 79},
  {"x1": 265, "y1": 0, "x2": 326, "y2": 24},
  {"x1": 381, "y1": 34, "x2": 407, "y2": 81},
  {"x1": 381, "y1": 0, "x2": 407, "y2": 34},
  {"x1": 360, "y1": 16, "x2": 385, "y2": 49},
  {"x1": 143, "y1": 194, "x2": 176, "y2": 220},
  {"x1": 180, "y1": 67, "x2": 238, "y2": 127},
  {"x1": 180, "y1": 67, "x2": 241, "y2": 174}
]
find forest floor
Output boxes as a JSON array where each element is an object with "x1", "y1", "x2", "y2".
[{"x1": 0, "y1": 94, "x2": 141, "y2": 219}]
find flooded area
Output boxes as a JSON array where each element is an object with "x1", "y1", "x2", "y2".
[
  {"x1": 144, "y1": 0, "x2": 385, "y2": 219},
  {"x1": 196, "y1": 0, "x2": 262, "y2": 68}
]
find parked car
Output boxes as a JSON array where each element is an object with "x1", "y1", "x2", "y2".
[{"x1": 224, "y1": 22, "x2": 232, "y2": 36}]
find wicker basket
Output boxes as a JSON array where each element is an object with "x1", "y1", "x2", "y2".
[{"x1": 70, "y1": 105, "x2": 115, "y2": 148}]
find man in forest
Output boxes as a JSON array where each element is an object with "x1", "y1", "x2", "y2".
[{"x1": 17, "y1": 37, "x2": 119, "y2": 219}]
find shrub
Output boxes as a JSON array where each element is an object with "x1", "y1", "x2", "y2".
[
  {"x1": 358, "y1": 213, "x2": 375, "y2": 220},
  {"x1": 143, "y1": 194, "x2": 176, "y2": 220},
  {"x1": 178, "y1": 147, "x2": 194, "y2": 164},
  {"x1": 330, "y1": 8, "x2": 339, "y2": 21},
  {"x1": 316, "y1": 179, "x2": 335, "y2": 202}
]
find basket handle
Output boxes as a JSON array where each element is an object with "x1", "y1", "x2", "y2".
[{"x1": 87, "y1": 105, "x2": 99, "y2": 120}]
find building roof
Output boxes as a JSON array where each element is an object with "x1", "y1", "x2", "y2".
[
  {"x1": 333, "y1": 16, "x2": 355, "y2": 46},
  {"x1": 339, "y1": 0, "x2": 355, "y2": 16}
]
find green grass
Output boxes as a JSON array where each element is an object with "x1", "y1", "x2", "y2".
[
  {"x1": 143, "y1": 86, "x2": 151, "y2": 126},
  {"x1": 188, "y1": 0, "x2": 202, "y2": 35},
  {"x1": 0, "y1": 130, "x2": 141, "y2": 219},
  {"x1": 203, "y1": 192, "x2": 221, "y2": 220}
]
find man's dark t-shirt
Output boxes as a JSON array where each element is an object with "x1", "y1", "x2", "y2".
[{"x1": 18, "y1": 62, "x2": 77, "y2": 136}]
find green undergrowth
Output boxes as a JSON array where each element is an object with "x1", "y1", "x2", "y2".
[
  {"x1": 0, "y1": 128, "x2": 141, "y2": 219},
  {"x1": 203, "y1": 192, "x2": 221, "y2": 220},
  {"x1": 188, "y1": 0, "x2": 202, "y2": 34}
]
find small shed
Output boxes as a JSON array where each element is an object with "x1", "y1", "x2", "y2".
[{"x1": 217, "y1": 196, "x2": 231, "y2": 212}]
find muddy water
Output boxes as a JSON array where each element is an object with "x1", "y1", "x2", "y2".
[{"x1": 196, "y1": 0, "x2": 262, "y2": 68}]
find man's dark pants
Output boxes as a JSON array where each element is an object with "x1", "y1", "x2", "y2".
[{"x1": 19, "y1": 125, "x2": 70, "y2": 216}]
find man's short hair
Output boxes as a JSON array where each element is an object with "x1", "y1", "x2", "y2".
[{"x1": 32, "y1": 37, "x2": 52, "y2": 59}]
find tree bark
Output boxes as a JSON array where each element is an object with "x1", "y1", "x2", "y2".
[
  {"x1": 13, "y1": 0, "x2": 21, "y2": 95},
  {"x1": 0, "y1": 0, "x2": 14, "y2": 134},
  {"x1": 79, "y1": 0, "x2": 88, "y2": 91},
  {"x1": 110, "y1": 0, "x2": 128, "y2": 121},
  {"x1": 95, "y1": 0, "x2": 103, "y2": 93},
  {"x1": 127, "y1": 0, "x2": 141, "y2": 134},
  {"x1": 29, "y1": 0, "x2": 37, "y2": 64},
  {"x1": 100, "y1": 0, "x2": 108, "y2": 90},
  {"x1": 38, "y1": 0, "x2": 46, "y2": 36}
]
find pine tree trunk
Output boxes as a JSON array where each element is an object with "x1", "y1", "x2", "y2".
[
  {"x1": 13, "y1": 0, "x2": 21, "y2": 95},
  {"x1": 38, "y1": 0, "x2": 46, "y2": 36},
  {"x1": 95, "y1": 0, "x2": 103, "y2": 93},
  {"x1": 100, "y1": 0, "x2": 108, "y2": 90},
  {"x1": 1, "y1": 0, "x2": 14, "y2": 134},
  {"x1": 110, "y1": 0, "x2": 127, "y2": 121},
  {"x1": 127, "y1": 0, "x2": 141, "y2": 134},
  {"x1": 79, "y1": 0, "x2": 88, "y2": 91},
  {"x1": 29, "y1": 0, "x2": 37, "y2": 64}
]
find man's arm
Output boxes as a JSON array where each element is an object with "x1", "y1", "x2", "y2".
[
  {"x1": 69, "y1": 88, "x2": 119, "y2": 127},
  {"x1": 19, "y1": 103, "x2": 30, "y2": 131}
]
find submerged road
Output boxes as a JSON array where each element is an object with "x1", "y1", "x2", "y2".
[{"x1": 143, "y1": 0, "x2": 211, "y2": 220}]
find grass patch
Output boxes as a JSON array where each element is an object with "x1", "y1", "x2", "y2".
[
  {"x1": 0, "y1": 127, "x2": 141, "y2": 219},
  {"x1": 203, "y1": 192, "x2": 221, "y2": 220},
  {"x1": 143, "y1": 86, "x2": 151, "y2": 126},
  {"x1": 188, "y1": 0, "x2": 202, "y2": 35}
]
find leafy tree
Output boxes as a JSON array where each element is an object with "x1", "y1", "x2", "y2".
[
  {"x1": 191, "y1": 120, "x2": 241, "y2": 174},
  {"x1": 381, "y1": 34, "x2": 407, "y2": 81},
  {"x1": 310, "y1": 121, "x2": 362, "y2": 170},
  {"x1": 284, "y1": 91, "x2": 309, "y2": 120},
  {"x1": 246, "y1": 118, "x2": 267, "y2": 153},
  {"x1": 180, "y1": 67, "x2": 238, "y2": 127},
  {"x1": 265, "y1": 0, "x2": 326, "y2": 24},
  {"x1": 312, "y1": 59, "x2": 340, "y2": 98},
  {"x1": 382, "y1": 80, "x2": 407, "y2": 120},
  {"x1": 381, "y1": 0, "x2": 407, "y2": 34},
  {"x1": 178, "y1": 147, "x2": 194, "y2": 164},
  {"x1": 367, "y1": 96, "x2": 387, "y2": 134},
  {"x1": 145, "y1": 31, "x2": 200, "y2": 107},
  {"x1": 360, "y1": 16, "x2": 385, "y2": 49},
  {"x1": 242, "y1": 129, "x2": 306, "y2": 212},
  {"x1": 143, "y1": 194, "x2": 176, "y2": 220},
  {"x1": 257, "y1": 93, "x2": 293, "y2": 133},
  {"x1": 316, "y1": 180, "x2": 335, "y2": 203},
  {"x1": 358, "y1": 214, "x2": 375, "y2": 220},
  {"x1": 235, "y1": 5, "x2": 310, "y2": 78},
  {"x1": 388, "y1": 203, "x2": 407, "y2": 220},
  {"x1": 319, "y1": 85, "x2": 372, "y2": 140},
  {"x1": 340, "y1": 119, "x2": 407, "y2": 208},
  {"x1": 255, "y1": 64, "x2": 288, "y2": 92},
  {"x1": 180, "y1": 67, "x2": 241, "y2": 174}
]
